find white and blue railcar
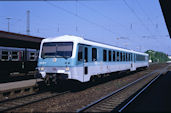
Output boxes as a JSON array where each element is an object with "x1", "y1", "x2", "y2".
[{"x1": 37, "y1": 35, "x2": 149, "y2": 84}]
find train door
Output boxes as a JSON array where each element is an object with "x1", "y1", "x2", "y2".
[
  {"x1": 77, "y1": 45, "x2": 89, "y2": 82},
  {"x1": 77, "y1": 45, "x2": 84, "y2": 81},
  {"x1": 83, "y1": 46, "x2": 89, "y2": 82}
]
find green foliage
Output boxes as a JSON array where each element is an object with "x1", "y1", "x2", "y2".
[{"x1": 145, "y1": 50, "x2": 169, "y2": 63}]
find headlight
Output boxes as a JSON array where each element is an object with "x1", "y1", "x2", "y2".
[
  {"x1": 65, "y1": 67, "x2": 70, "y2": 71},
  {"x1": 40, "y1": 67, "x2": 44, "y2": 71}
]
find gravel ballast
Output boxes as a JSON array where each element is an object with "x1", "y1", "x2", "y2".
[{"x1": 9, "y1": 63, "x2": 168, "y2": 112}]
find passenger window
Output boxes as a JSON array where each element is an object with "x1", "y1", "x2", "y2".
[
  {"x1": 113, "y1": 51, "x2": 115, "y2": 61},
  {"x1": 12, "y1": 51, "x2": 19, "y2": 61},
  {"x1": 125, "y1": 53, "x2": 128, "y2": 61},
  {"x1": 92, "y1": 48, "x2": 97, "y2": 61},
  {"x1": 123, "y1": 52, "x2": 125, "y2": 61},
  {"x1": 103, "y1": 50, "x2": 107, "y2": 61},
  {"x1": 146, "y1": 56, "x2": 148, "y2": 61},
  {"x1": 117, "y1": 51, "x2": 119, "y2": 61},
  {"x1": 109, "y1": 50, "x2": 111, "y2": 61},
  {"x1": 127, "y1": 53, "x2": 129, "y2": 61},
  {"x1": 19, "y1": 51, "x2": 23, "y2": 61},
  {"x1": 78, "y1": 46, "x2": 83, "y2": 61},
  {"x1": 1, "y1": 51, "x2": 9, "y2": 61},
  {"x1": 120, "y1": 52, "x2": 122, "y2": 61},
  {"x1": 134, "y1": 54, "x2": 136, "y2": 62},
  {"x1": 30, "y1": 52, "x2": 35, "y2": 61}
]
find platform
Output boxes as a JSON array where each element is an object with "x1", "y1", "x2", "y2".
[
  {"x1": 0, "y1": 79, "x2": 42, "y2": 92},
  {"x1": 121, "y1": 71, "x2": 171, "y2": 112}
]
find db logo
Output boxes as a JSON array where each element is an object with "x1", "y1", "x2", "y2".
[{"x1": 53, "y1": 58, "x2": 57, "y2": 62}]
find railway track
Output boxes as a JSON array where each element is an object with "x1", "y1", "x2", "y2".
[
  {"x1": 0, "y1": 89, "x2": 70, "y2": 112},
  {"x1": 0, "y1": 64, "x2": 168, "y2": 112},
  {"x1": 77, "y1": 66, "x2": 168, "y2": 112}
]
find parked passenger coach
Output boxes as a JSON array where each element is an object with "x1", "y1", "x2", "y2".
[{"x1": 37, "y1": 35, "x2": 149, "y2": 84}]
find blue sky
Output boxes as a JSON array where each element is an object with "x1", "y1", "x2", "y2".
[{"x1": 0, "y1": 0, "x2": 171, "y2": 55}]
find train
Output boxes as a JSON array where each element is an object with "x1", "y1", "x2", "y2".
[
  {"x1": 36, "y1": 35, "x2": 149, "y2": 85},
  {"x1": 0, "y1": 46, "x2": 39, "y2": 81}
]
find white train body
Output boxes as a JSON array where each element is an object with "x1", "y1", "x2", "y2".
[{"x1": 37, "y1": 35, "x2": 149, "y2": 83}]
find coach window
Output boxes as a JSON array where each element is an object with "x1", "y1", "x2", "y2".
[
  {"x1": 92, "y1": 48, "x2": 97, "y2": 61},
  {"x1": 12, "y1": 51, "x2": 19, "y2": 61},
  {"x1": 145, "y1": 56, "x2": 148, "y2": 61},
  {"x1": 125, "y1": 53, "x2": 127, "y2": 61},
  {"x1": 113, "y1": 51, "x2": 115, "y2": 61},
  {"x1": 78, "y1": 46, "x2": 83, "y2": 61},
  {"x1": 137, "y1": 55, "x2": 139, "y2": 61},
  {"x1": 35, "y1": 51, "x2": 39, "y2": 60},
  {"x1": 126, "y1": 53, "x2": 128, "y2": 61},
  {"x1": 1, "y1": 51, "x2": 9, "y2": 61},
  {"x1": 123, "y1": 52, "x2": 125, "y2": 61},
  {"x1": 126, "y1": 53, "x2": 127, "y2": 61},
  {"x1": 109, "y1": 50, "x2": 111, "y2": 61},
  {"x1": 120, "y1": 52, "x2": 122, "y2": 61},
  {"x1": 128, "y1": 53, "x2": 130, "y2": 61},
  {"x1": 143, "y1": 56, "x2": 146, "y2": 61},
  {"x1": 117, "y1": 51, "x2": 119, "y2": 61},
  {"x1": 30, "y1": 52, "x2": 36, "y2": 61},
  {"x1": 19, "y1": 51, "x2": 23, "y2": 61},
  {"x1": 103, "y1": 50, "x2": 107, "y2": 61}
]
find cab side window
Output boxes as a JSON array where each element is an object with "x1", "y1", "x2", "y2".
[
  {"x1": 78, "y1": 46, "x2": 83, "y2": 61},
  {"x1": 92, "y1": 48, "x2": 97, "y2": 61}
]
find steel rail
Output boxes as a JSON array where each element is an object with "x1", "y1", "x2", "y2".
[
  {"x1": 118, "y1": 67, "x2": 168, "y2": 112},
  {"x1": 77, "y1": 67, "x2": 167, "y2": 112},
  {"x1": 0, "y1": 90, "x2": 70, "y2": 112}
]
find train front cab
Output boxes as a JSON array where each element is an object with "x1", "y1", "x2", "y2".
[
  {"x1": 37, "y1": 42, "x2": 97, "y2": 84},
  {"x1": 37, "y1": 41, "x2": 81, "y2": 84}
]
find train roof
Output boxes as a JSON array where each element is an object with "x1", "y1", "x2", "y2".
[
  {"x1": 42, "y1": 35, "x2": 148, "y2": 56},
  {"x1": 0, "y1": 30, "x2": 44, "y2": 49}
]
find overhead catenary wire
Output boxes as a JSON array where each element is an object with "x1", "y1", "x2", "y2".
[
  {"x1": 79, "y1": 1, "x2": 164, "y2": 40},
  {"x1": 135, "y1": 0, "x2": 156, "y2": 28},
  {"x1": 80, "y1": 1, "x2": 168, "y2": 40},
  {"x1": 30, "y1": 12, "x2": 62, "y2": 37},
  {"x1": 122, "y1": 0, "x2": 153, "y2": 37},
  {"x1": 78, "y1": 2, "x2": 133, "y2": 39},
  {"x1": 75, "y1": 0, "x2": 78, "y2": 33},
  {"x1": 79, "y1": 2, "x2": 147, "y2": 41},
  {"x1": 134, "y1": 0, "x2": 164, "y2": 39},
  {"x1": 121, "y1": 0, "x2": 166, "y2": 52},
  {"x1": 45, "y1": 1, "x2": 122, "y2": 37}
]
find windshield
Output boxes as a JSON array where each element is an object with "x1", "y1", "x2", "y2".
[{"x1": 41, "y1": 42, "x2": 73, "y2": 58}]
